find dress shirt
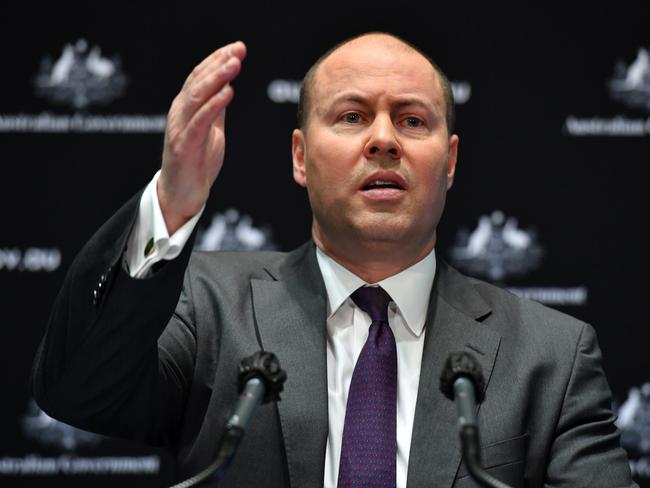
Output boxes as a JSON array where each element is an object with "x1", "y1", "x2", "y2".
[
  {"x1": 124, "y1": 170, "x2": 204, "y2": 278},
  {"x1": 317, "y1": 247, "x2": 435, "y2": 488},
  {"x1": 125, "y1": 172, "x2": 437, "y2": 487}
]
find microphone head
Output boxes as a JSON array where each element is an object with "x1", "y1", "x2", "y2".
[
  {"x1": 439, "y1": 351, "x2": 486, "y2": 402},
  {"x1": 238, "y1": 351, "x2": 287, "y2": 403}
]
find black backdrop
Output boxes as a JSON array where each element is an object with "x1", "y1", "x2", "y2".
[{"x1": 1, "y1": 4, "x2": 649, "y2": 486}]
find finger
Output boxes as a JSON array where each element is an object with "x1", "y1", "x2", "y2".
[
  {"x1": 229, "y1": 41, "x2": 247, "y2": 60},
  {"x1": 184, "y1": 84, "x2": 234, "y2": 143},
  {"x1": 191, "y1": 52, "x2": 242, "y2": 92},
  {"x1": 180, "y1": 56, "x2": 242, "y2": 124},
  {"x1": 187, "y1": 41, "x2": 247, "y2": 84},
  {"x1": 196, "y1": 41, "x2": 246, "y2": 74}
]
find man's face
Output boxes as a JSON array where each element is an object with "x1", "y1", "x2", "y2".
[{"x1": 292, "y1": 34, "x2": 458, "y2": 261}]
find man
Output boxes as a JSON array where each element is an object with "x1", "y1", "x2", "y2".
[{"x1": 32, "y1": 33, "x2": 636, "y2": 487}]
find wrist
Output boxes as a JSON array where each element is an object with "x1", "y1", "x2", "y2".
[{"x1": 156, "y1": 179, "x2": 205, "y2": 235}]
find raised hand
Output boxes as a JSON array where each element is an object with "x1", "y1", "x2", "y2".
[{"x1": 158, "y1": 41, "x2": 247, "y2": 234}]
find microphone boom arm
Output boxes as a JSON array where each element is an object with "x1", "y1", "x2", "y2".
[
  {"x1": 170, "y1": 351, "x2": 286, "y2": 488},
  {"x1": 440, "y1": 352, "x2": 513, "y2": 488}
]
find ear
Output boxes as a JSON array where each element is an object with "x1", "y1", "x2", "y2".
[
  {"x1": 292, "y1": 128, "x2": 307, "y2": 188},
  {"x1": 445, "y1": 134, "x2": 459, "y2": 190}
]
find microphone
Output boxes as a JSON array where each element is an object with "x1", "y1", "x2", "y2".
[
  {"x1": 439, "y1": 351, "x2": 512, "y2": 488},
  {"x1": 170, "y1": 351, "x2": 287, "y2": 488}
]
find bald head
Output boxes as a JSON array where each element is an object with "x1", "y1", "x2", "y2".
[{"x1": 297, "y1": 32, "x2": 455, "y2": 134}]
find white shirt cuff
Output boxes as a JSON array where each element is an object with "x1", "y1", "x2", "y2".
[{"x1": 124, "y1": 170, "x2": 205, "y2": 278}]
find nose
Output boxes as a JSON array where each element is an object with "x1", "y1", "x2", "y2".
[{"x1": 363, "y1": 114, "x2": 402, "y2": 160}]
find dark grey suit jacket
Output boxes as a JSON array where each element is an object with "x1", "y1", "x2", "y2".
[{"x1": 32, "y1": 192, "x2": 636, "y2": 487}]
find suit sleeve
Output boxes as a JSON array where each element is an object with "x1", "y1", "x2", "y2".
[
  {"x1": 31, "y1": 190, "x2": 198, "y2": 447},
  {"x1": 544, "y1": 323, "x2": 637, "y2": 487}
]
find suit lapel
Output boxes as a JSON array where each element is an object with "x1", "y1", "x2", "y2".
[
  {"x1": 251, "y1": 243, "x2": 329, "y2": 487},
  {"x1": 251, "y1": 247, "x2": 500, "y2": 487},
  {"x1": 407, "y1": 261, "x2": 501, "y2": 487}
]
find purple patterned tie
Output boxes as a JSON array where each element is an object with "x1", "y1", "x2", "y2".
[{"x1": 338, "y1": 286, "x2": 397, "y2": 488}]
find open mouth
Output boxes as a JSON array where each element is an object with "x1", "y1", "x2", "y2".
[
  {"x1": 360, "y1": 172, "x2": 407, "y2": 192},
  {"x1": 362, "y1": 180, "x2": 404, "y2": 191}
]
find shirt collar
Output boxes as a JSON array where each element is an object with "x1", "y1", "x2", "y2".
[{"x1": 315, "y1": 246, "x2": 436, "y2": 337}]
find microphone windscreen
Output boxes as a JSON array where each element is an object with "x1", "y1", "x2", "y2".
[{"x1": 439, "y1": 351, "x2": 486, "y2": 402}]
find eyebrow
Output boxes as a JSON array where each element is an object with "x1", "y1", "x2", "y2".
[
  {"x1": 328, "y1": 93, "x2": 438, "y2": 115},
  {"x1": 393, "y1": 98, "x2": 438, "y2": 114}
]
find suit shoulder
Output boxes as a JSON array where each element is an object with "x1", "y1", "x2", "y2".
[
  {"x1": 445, "y1": 264, "x2": 589, "y2": 341},
  {"x1": 187, "y1": 249, "x2": 289, "y2": 281}
]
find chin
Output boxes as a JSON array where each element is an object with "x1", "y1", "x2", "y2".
[
  {"x1": 355, "y1": 222, "x2": 412, "y2": 244},
  {"x1": 354, "y1": 217, "x2": 437, "y2": 249}
]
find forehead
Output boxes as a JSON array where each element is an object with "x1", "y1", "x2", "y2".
[{"x1": 311, "y1": 36, "x2": 441, "y2": 104}]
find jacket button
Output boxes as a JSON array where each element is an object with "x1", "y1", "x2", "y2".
[{"x1": 92, "y1": 266, "x2": 112, "y2": 306}]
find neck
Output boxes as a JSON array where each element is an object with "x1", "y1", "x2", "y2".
[{"x1": 313, "y1": 230, "x2": 436, "y2": 283}]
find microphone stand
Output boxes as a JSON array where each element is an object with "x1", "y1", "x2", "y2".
[
  {"x1": 440, "y1": 352, "x2": 512, "y2": 488},
  {"x1": 170, "y1": 351, "x2": 286, "y2": 488}
]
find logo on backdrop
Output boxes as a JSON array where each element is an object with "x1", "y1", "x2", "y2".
[
  {"x1": 609, "y1": 47, "x2": 650, "y2": 112},
  {"x1": 564, "y1": 46, "x2": 650, "y2": 136},
  {"x1": 34, "y1": 39, "x2": 128, "y2": 111},
  {"x1": 195, "y1": 209, "x2": 277, "y2": 252},
  {"x1": 22, "y1": 399, "x2": 103, "y2": 451},
  {"x1": 0, "y1": 39, "x2": 166, "y2": 134},
  {"x1": 617, "y1": 382, "x2": 650, "y2": 478},
  {"x1": 0, "y1": 399, "x2": 160, "y2": 476},
  {"x1": 267, "y1": 80, "x2": 472, "y2": 105},
  {"x1": 447, "y1": 210, "x2": 587, "y2": 306},
  {"x1": 0, "y1": 247, "x2": 61, "y2": 272},
  {"x1": 449, "y1": 210, "x2": 543, "y2": 281}
]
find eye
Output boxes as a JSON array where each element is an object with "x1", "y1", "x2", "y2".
[
  {"x1": 342, "y1": 112, "x2": 362, "y2": 124},
  {"x1": 404, "y1": 116, "x2": 424, "y2": 128}
]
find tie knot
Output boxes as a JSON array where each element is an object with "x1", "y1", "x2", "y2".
[{"x1": 350, "y1": 286, "x2": 392, "y2": 323}]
